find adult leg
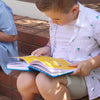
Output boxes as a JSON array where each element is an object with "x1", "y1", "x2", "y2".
[
  {"x1": 17, "y1": 71, "x2": 39, "y2": 100},
  {"x1": 36, "y1": 73, "x2": 71, "y2": 100}
]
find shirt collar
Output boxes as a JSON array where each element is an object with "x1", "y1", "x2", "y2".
[{"x1": 75, "y1": 2, "x2": 87, "y2": 28}]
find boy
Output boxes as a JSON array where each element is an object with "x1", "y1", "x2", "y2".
[
  {"x1": 17, "y1": 0, "x2": 100, "y2": 100},
  {"x1": 0, "y1": 0, "x2": 19, "y2": 75}
]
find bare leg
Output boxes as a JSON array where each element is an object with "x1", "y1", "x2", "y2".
[
  {"x1": 17, "y1": 72, "x2": 39, "y2": 100},
  {"x1": 36, "y1": 73, "x2": 71, "y2": 100}
]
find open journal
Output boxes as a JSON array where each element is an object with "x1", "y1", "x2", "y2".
[{"x1": 7, "y1": 55, "x2": 76, "y2": 77}]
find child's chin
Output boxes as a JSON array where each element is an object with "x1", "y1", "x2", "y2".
[{"x1": 58, "y1": 23, "x2": 66, "y2": 26}]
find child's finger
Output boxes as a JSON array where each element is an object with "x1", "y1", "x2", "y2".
[
  {"x1": 69, "y1": 63, "x2": 79, "y2": 67},
  {"x1": 71, "y1": 68, "x2": 81, "y2": 75},
  {"x1": 31, "y1": 51, "x2": 37, "y2": 55}
]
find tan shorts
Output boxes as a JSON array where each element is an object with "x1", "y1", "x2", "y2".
[{"x1": 66, "y1": 75, "x2": 88, "y2": 99}]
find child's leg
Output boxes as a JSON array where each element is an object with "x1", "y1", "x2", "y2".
[
  {"x1": 17, "y1": 71, "x2": 39, "y2": 100},
  {"x1": 36, "y1": 73, "x2": 71, "y2": 100},
  {"x1": 17, "y1": 72, "x2": 87, "y2": 100}
]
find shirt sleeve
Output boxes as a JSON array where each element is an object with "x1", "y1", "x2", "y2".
[
  {"x1": 0, "y1": 3, "x2": 17, "y2": 35},
  {"x1": 93, "y1": 15, "x2": 100, "y2": 45}
]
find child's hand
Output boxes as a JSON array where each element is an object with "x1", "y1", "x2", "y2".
[
  {"x1": 31, "y1": 46, "x2": 51, "y2": 56},
  {"x1": 70, "y1": 60, "x2": 94, "y2": 76}
]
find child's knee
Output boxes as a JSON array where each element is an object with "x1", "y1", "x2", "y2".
[
  {"x1": 36, "y1": 73, "x2": 51, "y2": 91},
  {"x1": 17, "y1": 72, "x2": 36, "y2": 91},
  {"x1": 36, "y1": 73, "x2": 67, "y2": 92}
]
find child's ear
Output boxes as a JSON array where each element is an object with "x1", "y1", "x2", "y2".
[{"x1": 71, "y1": 4, "x2": 79, "y2": 15}]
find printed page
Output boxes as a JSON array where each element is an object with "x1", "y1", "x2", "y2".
[
  {"x1": 29, "y1": 59, "x2": 76, "y2": 77},
  {"x1": 7, "y1": 61, "x2": 29, "y2": 71},
  {"x1": 29, "y1": 56, "x2": 75, "y2": 69},
  {"x1": 8, "y1": 55, "x2": 76, "y2": 75}
]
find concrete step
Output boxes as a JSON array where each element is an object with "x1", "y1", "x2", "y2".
[{"x1": 14, "y1": 15, "x2": 49, "y2": 55}]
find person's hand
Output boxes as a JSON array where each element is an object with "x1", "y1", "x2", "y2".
[
  {"x1": 31, "y1": 46, "x2": 51, "y2": 56},
  {"x1": 69, "y1": 60, "x2": 94, "y2": 76}
]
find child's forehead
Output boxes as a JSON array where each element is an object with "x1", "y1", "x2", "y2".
[{"x1": 44, "y1": 10, "x2": 68, "y2": 18}]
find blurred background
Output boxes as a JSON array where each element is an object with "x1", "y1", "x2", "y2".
[{"x1": 3, "y1": 0, "x2": 100, "y2": 21}]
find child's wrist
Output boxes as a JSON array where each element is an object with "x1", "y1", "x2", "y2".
[{"x1": 45, "y1": 45, "x2": 51, "y2": 50}]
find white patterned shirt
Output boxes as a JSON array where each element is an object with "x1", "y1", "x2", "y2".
[{"x1": 49, "y1": 3, "x2": 100, "y2": 100}]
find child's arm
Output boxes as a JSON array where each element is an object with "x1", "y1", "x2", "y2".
[
  {"x1": 31, "y1": 39, "x2": 51, "y2": 56},
  {"x1": 0, "y1": 31, "x2": 17, "y2": 42},
  {"x1": 70, "y1": 55, "x2": 100, "y2": 76}
]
